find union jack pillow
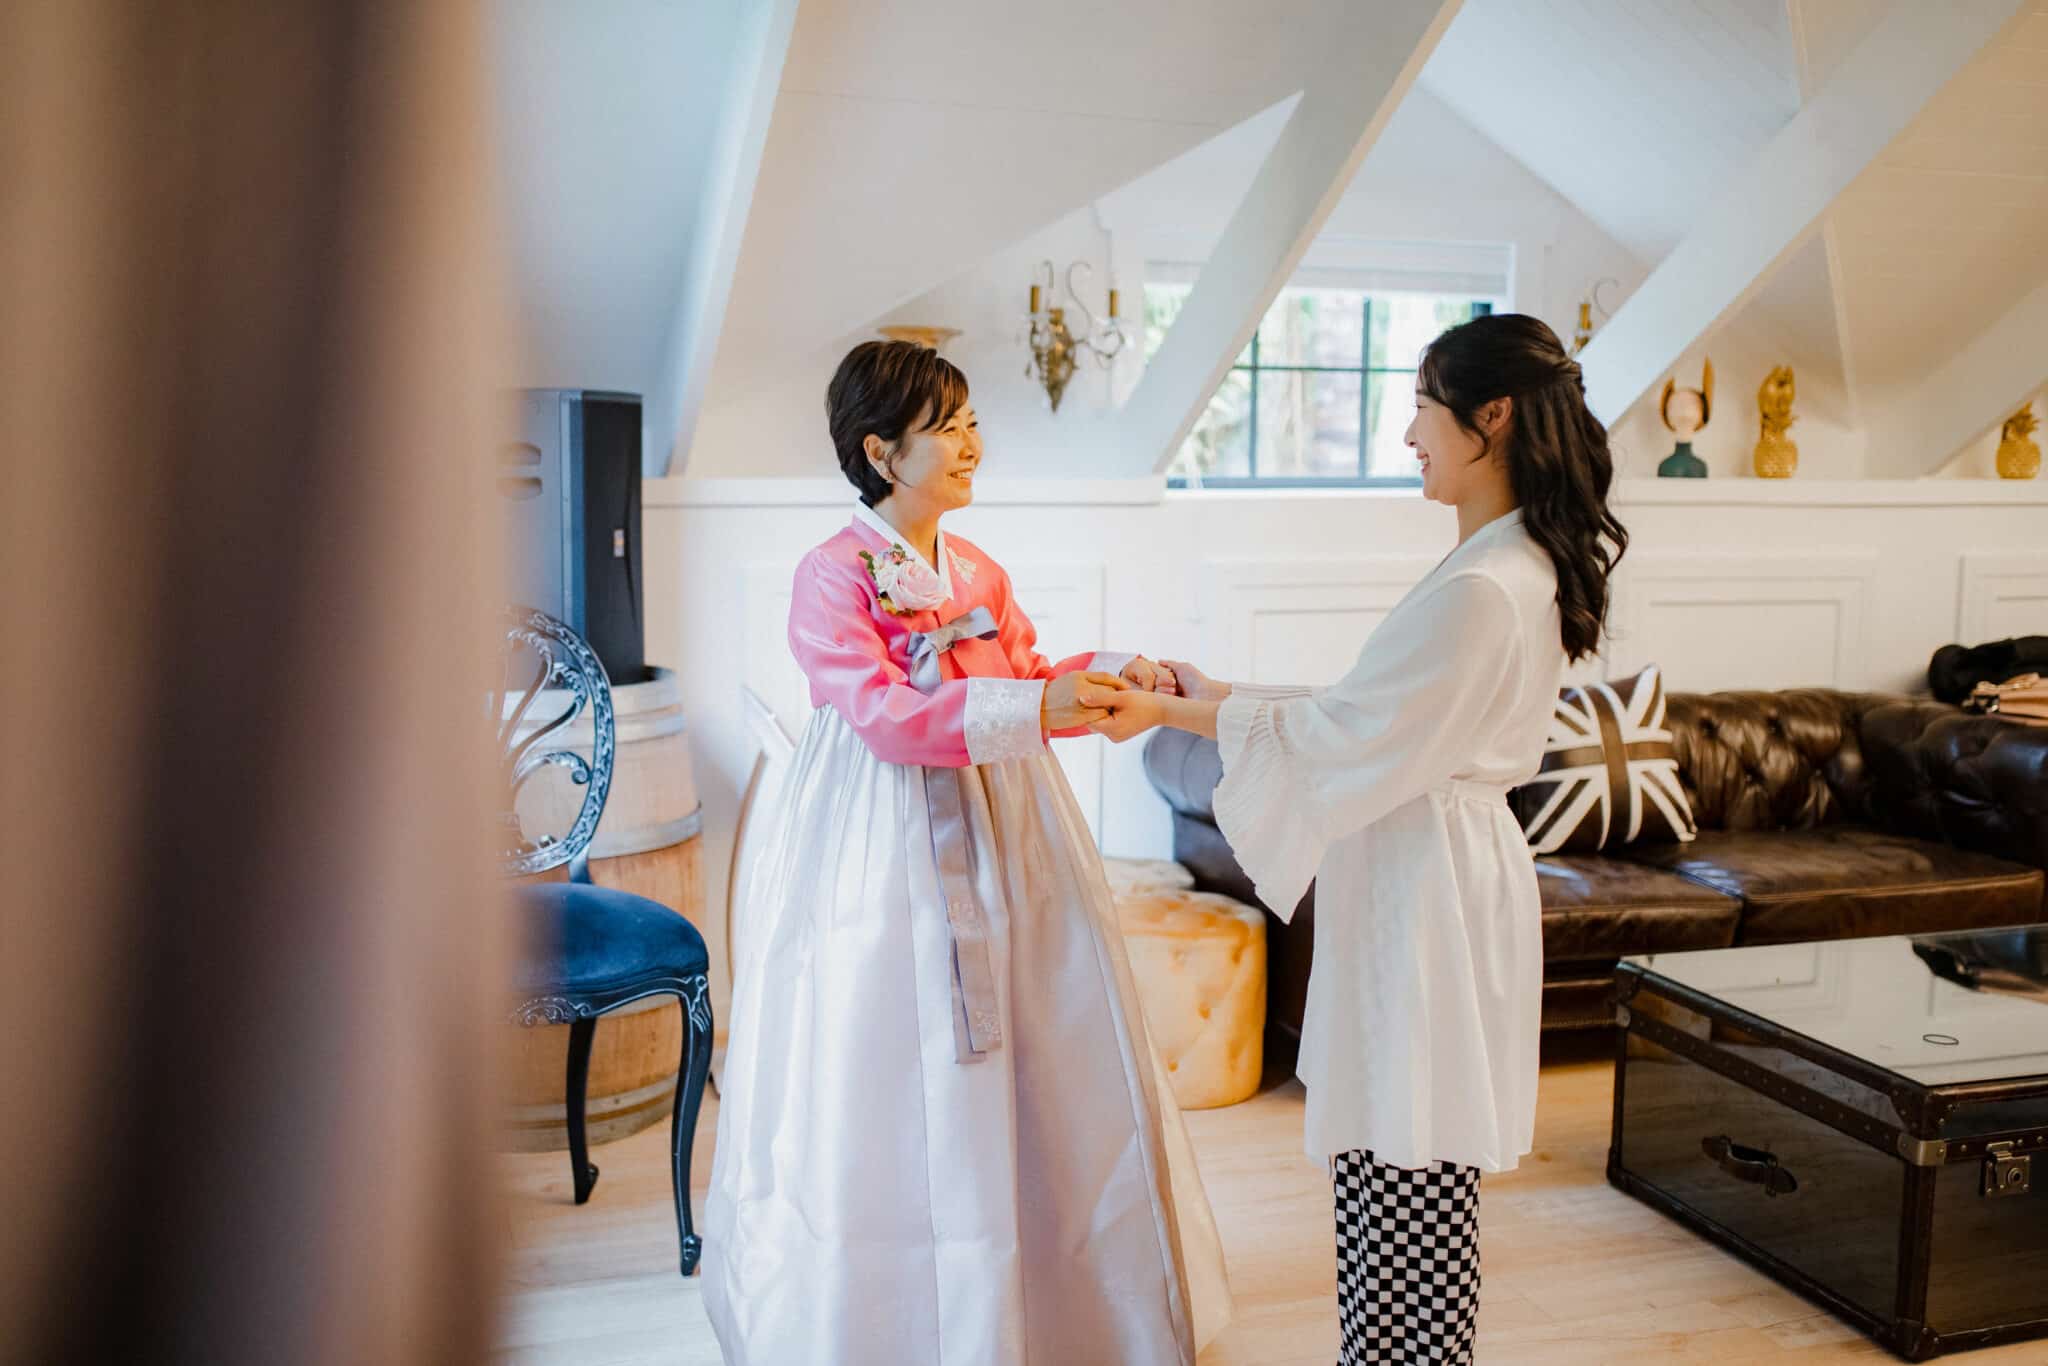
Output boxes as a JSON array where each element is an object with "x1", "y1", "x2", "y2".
[{"x1": 1514, "y1": 665, "x2": 1697, "y2": 855}]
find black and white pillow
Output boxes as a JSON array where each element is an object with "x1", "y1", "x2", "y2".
[{"x1": 1515, "y1": 665, "x2": 1697, "y2": 855}]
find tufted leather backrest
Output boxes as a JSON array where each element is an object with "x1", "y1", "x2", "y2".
[
  {"x1": 1665, "y1": 690, "x2": 1888, "y2": 833},
  {"x1": 1668, "y1": 689, "x2": 2046, "y2": 870},
  {"x1": 1145, "y1": 687, "x2": 2048, "y2": 874},
  {"x1": 1857, "y1": 699, "x2": 2048, "y2": 871}
]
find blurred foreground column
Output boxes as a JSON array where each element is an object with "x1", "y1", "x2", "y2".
[{"x1": 1, "y1": 2, "x2": 508, "y2": 1362}]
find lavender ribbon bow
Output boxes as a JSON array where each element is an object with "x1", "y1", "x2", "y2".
[
  {"x1": 904, "y1": 606, "x2": 998, "y2": 692},
  {"x1": 905, "y1": 604, "x2": 1005, "y2": 1064}
]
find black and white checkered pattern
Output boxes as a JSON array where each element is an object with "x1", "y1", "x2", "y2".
[{"x1": 1332, "y1": 1149, "x2": 1481, "y2": 1365}]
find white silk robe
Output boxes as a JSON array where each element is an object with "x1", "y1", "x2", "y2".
[{"x1": 1213, "y1": 509, "x2": 1566, "y2": 1172}]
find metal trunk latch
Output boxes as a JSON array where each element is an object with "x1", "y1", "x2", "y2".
[{"x1": 1982, "y1": 1142, "x2": 2032, "y2": 1198}]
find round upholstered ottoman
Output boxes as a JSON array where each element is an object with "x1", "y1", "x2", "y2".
[
  {"x1": 1102, "y1": 856, "x2": 1196, "y2": 898},
  {"x1": 1115, "y1": 889, "x2": 1267, "y2": 1109}
]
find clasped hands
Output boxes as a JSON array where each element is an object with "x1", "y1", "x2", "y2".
[{"x1": 1040, "y1": 658, "x2": 1230, "y2": 740}]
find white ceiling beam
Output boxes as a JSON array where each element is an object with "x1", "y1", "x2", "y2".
[
  {"x1": 1785, "y1": 0, "x2": 1861, "y2": 428},
  {"x1": 1101, "y1": 0, "x2": 1464, "y2": 476},
  {"x1": 1864, "y1": 274, "x2": 2048, "y2": 479},
  {"x1": 1579, "y1": 0, "x2": 2029, "y2": 426},
  {"x1": 650, "y1": 0, "x2": 800, "y2": 477}
]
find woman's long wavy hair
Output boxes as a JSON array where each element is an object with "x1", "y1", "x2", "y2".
[{"x1": 1418, "y1": 313, "x2": 1627, "y2": 662}]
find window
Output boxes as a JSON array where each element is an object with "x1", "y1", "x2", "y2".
[{"x1": 1145, "y1": 284, "x2": 1496, "y2": 487}]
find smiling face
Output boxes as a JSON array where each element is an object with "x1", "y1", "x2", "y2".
[
  {"x1": 869, "y1": 401, "x2": 983, "y2": 516},
  {"x1": 1406, "y1": 384, "x2": 1508, "y2": 506}
]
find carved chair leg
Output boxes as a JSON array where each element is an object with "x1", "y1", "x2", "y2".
[
  {"x1": 673, "y1": 978, "x2": 714, "y2": 1275},
  {"x1": 566, "y1": 1015, "x2": 599, "y2": 1205}
]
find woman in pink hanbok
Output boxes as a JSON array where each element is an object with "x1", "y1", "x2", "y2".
[{"x1": 702, "y1": 341, "x2": 1231, "y2": 1366}]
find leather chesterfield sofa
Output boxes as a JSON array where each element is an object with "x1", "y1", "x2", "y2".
[{"x1": 1143, "y1": 689, "x2": 2048, "y2": 1039}]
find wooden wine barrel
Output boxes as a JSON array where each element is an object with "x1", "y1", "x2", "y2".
[{"x1": 503, "y1": 667, "x2": 704, "y2": 1152}]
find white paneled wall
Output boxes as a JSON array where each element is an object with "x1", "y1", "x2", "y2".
[
  {"x1": 1004, "y1": 560, "x2": 1111, "y2": 829},
  {"x1": 1607, "y1": 551, "x2": 1877, "y2": 691},
  {"x1": 651, "y1": 477, "x2": 2048, "y2": 1014},
  {"x1": 1960, "y1": 552, "x2": 2048, "y2": 643},
  {"x1": 1202, "y1": 556, "x2": 1437, "y2": 685}
]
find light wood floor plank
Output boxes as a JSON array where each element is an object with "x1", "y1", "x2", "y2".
[{"x1": 492, "y1": 1047, "x2": 2043, "y2": 1363}]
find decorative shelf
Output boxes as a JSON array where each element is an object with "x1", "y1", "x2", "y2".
[
  {"x1": 646, "y1": 475, "x2": 2048, "y2": 510},
  {"x1": 1609, "y1": 478, "x2": 2048, "y2": 507}
]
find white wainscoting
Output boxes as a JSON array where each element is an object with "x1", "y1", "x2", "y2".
[
  {"x1": 1959, "y1": 552, "x2": 2048, "y2": 643},
  {"x1": 741, "y1": 562, "x2": 807, "y2": 731},
  {"x1": 1006, "y1": 561, "x2": 1110, "y2": 838},
  {"x1": 1200, "y1": 556, "x2": 1435, "y2": 686},
  {"x1": 1607, "y1": 552, "x2": 1878, "y2": 691}
]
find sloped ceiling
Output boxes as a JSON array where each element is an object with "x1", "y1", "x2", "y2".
[
  {"x1": 489, "y1": 0, "x2": 2047, "y2": 474},
  {"x1": 488, "y1": 0, "x2": 748, "y2": 396},
  {"x1": 1418, "y1": 0, "x2": 1858, "y2": 409},
  {"x1": 1420, "y1": 0, "x2": 2048, "y2": 442},
  {"x1": 699, "y1": 0, "x2": 1372, "y2": 418},
  {"x1": 1822, "y1": 1, "x2": 2048, "y2": 393},
  {"x1": 1418, "y1": 0, "x2": 1805, "y2": 262}
]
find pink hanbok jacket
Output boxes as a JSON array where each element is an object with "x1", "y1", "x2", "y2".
[{"x1": 787, "y1": 502, "x2": 1133, "y2": 767}]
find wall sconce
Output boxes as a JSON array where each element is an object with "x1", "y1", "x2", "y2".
[
  {"x1": 1022, "y1": 260, "x2": 1133, "y2": 412},
  {"x1": 1572, "y1": 277, "x2": 1620, "y2": 354},
  {"x1": 876, "y1": 324, "x2": 961, "y2": 353}
]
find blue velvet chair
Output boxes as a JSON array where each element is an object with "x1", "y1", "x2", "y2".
[{"x1": 498, "y1": 608, "x2": 713, "y2": 1276}]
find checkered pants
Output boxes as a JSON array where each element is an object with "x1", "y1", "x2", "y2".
[{"x1": 1332, "y1": 1149, "x2": 1482, "y2": 1365}]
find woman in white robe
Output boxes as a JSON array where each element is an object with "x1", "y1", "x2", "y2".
[
  {"x1": 1091, "y1": 314, "x2": 1627, "y2": 1365},
  {"x1": 703, "y1": 340, "x2": 1232, "y2": 1366}
]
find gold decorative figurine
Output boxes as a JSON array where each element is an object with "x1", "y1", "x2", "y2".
[
  {"x1": 1996, "y1": 404, "x2": 2040, "y2": 480},
  {"x1": 1754, "y1": 366, "x2": 1798, "y2": 479}
]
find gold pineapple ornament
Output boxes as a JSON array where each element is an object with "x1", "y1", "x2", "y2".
[
  {"x1": 1754, "y1": 366, "x2": 1798, "y2": 478},
  {"x1": 1996, "y1": 405, "x2": 2039, "y2": 480}
]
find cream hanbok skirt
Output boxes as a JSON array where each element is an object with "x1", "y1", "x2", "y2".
[{"x1": 703, "y1": 707, "x2": 1232, "y2": 1365}]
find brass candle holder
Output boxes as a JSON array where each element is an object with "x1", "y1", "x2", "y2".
[
  {"x1": 1571, "y1": 277, "x2": 1619, "y2": 355},
  {"x1": 876, "y1": 324, "x2": 961, "y2": 353},
  {"x1": 1022, "y1": 260, "x2": 1132, "y2": 412}
]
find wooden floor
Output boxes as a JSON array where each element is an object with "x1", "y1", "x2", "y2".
[{"x1": 492, "y1": 1040, "x2": 2039, "y2": 1364}]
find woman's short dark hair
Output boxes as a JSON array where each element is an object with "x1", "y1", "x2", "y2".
[
  {"x1": 825, "y1": 341, "x2": 969, "y2": 506},
  {"x1": 1418, "y1": 313, "x2": 1628, "y2": 662}
]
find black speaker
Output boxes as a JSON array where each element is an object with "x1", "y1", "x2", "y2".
[{"x1": 499, "y1": 389, "x2": 646, "y2": 683}]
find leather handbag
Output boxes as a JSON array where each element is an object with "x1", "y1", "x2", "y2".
[{"x1": 1963, "y1": 672, "x2": 2048, "y2": 725}]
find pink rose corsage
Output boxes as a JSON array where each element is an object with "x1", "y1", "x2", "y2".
[{"x1": 860, "y1": 545, "x2": 947, "y2": 615}]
